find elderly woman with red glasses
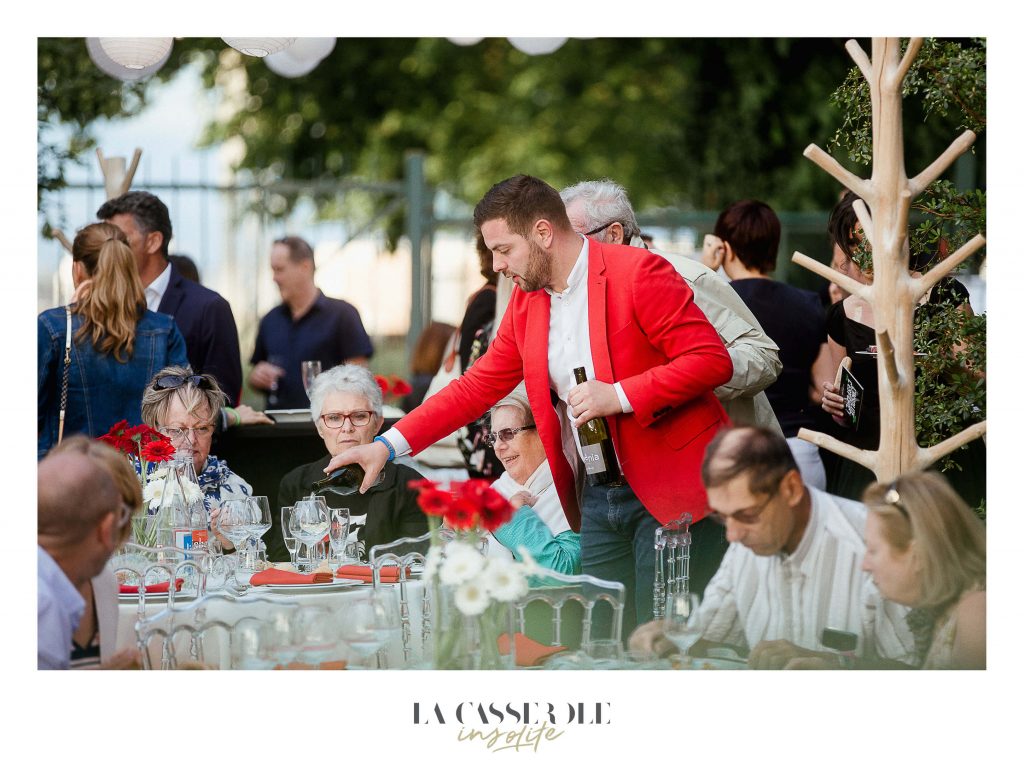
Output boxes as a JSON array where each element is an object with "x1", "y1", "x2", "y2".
[
  {"x1": 269, "y1": 364, "x2": 428, "y2": 562},
  {"x1": 483, "y1": 387, "x2": 581, "y2": 574},
  {"x1": 141, "y1": 366, "x2": 253, "y2": 550}
]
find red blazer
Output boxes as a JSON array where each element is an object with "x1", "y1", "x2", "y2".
[{"x1": 397, "y1": 239, "x2": 733, "y2": 531}]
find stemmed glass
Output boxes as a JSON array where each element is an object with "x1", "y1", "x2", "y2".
[
  {"x1": 663, "y1": 591, "x2": 702, "y2": 662},
  {"x1": 219, "y1": 500, "x2": 255, "y2": 570},
  {"x1": 329, "y1": 508, "x2": 351, "y2": 567},
  {"x1": 294, "y1": 605, "x2": 342, "y2": 669},
  {"x1": 246, "y1": 496, "x2": 273, "y2": 569},
  {"x1": 301, "y1": 360, "x2": 322, "y2": 401},
  {"x1": 339, "y1": 595, "x2": 389, "y2": 669},
  {"x1": 280, "y1": 506, "x2": 299, "y2": 566},
  {"x1": 290, "y1": 498, "x2": 330, "y2": 573}
]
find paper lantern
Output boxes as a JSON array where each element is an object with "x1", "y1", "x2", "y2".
[
  {"x1": 284, "y1": 37, "x2": 336, "y2": 62},
  {"x1": 447, "y1": 37, "x2": 483, "y2": 46},
  {"x1": 98, "y1": 37, "x2": 172, "y2": 69},
  {"x1": 87, "y1": 37, "x2": 172, "y2": 81},
  {"x1": 222, "y1": 37, "x2": 295, "y2": 57},
  {"x1": 508, "y1": 37, "x2": 567, "y2": 55},
  {"x1": 264, "y1": 49, "x2": 319, "y2": 78}
]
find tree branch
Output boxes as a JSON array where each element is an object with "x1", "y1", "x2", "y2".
[
  {"x1": 121, "y1": 148, "x2": 142, "y2": 194},
  {"x1": 797, "y1": 427, "x2": 877, "y2": 472},
  {"x1": 909, "y1": 130, "x2": 977, "y2": 196},
  {"x1": 876, "y1": 330, "x2": 900, "y2": 388},
  {"x1": 845, "y1": 39, "x2": 873, "y2": 83},
  {"x1": 916, "y1": 421, "x2": 987, "y2": 471},
  {"x1": 804, "y1": 144, "x2": 871, "y2": 200},
  {"x1": 792, "y1": 252, "x2": 873, "y2": 301},
  {"x1": 50, "y1": 228, "x2": 73, "y2": 254},
  {"x1": 911, "y1": 234, "x2": 987, "y2": 299},
  {"x1": 852, "y1": 199, "x2": 874, "y2": 246},
  {"x1": 896, "y1": 38, "x2": 924, "y2": 84}
]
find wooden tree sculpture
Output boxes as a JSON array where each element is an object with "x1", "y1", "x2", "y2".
[
  {"x1": 793, "y1": 37, "x2": 986, "y2": 482},
  {"x1": 50, "y1": 147, "x2": 142, "y2": 253}
]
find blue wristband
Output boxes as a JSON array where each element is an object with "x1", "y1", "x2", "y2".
[{"x1": 374, "y1": 435, "x2": 396, "y2": 462}]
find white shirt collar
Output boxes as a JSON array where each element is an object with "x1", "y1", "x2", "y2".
[
  {"x1": 145, "y1": 262, "x2": 173, "y2": 311},
  {"x1": 545, "y1": 237, "x2": 588, "y2": 298}
]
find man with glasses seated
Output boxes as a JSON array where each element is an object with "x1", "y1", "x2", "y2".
[
  {"x1": 141, "y1": 366, "x2": 253, "y2": 551},
  {"x1": 629, "y1": 426, "x2": 917, "y2": 669},
  {"x1": 484, "y1": 388, "x2": 581, "y2": 574},
  {"x1": 269, "y1": 364, "x2": 427, "y2": 563}
]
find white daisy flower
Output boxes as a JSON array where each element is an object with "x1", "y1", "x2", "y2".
[
  {"x1": 482, "y1": 558, "x2": 528, "y2": 601},
  {"x1": 454, "y1": 581, "x2": 490, "y2": 616},
  {"x1": 439, "y1": 541, "x2": 485, "y2": 585},
  {"x1": 423, "y1": 546, "x2": 443, "y2": 581}
]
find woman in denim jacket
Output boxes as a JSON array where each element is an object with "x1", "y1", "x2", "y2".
[{"x1": 38, "y1": 222, "x2": 187, "y2": 459}]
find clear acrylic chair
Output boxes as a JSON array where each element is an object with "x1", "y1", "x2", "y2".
[
  {"x1": 513, "y1": 569, "x2": 626, "y2": 658},
  {"x1": 134, "y1": 593, "x2": 299, "y2": 670},
  {"x1": 653, "y1": 514, "x2": 692, "y2": 620},
  {"x1": 110, "y1": 542, "x2": 215, "y2": 620}
]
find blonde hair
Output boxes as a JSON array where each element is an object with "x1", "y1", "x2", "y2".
[
  {"x1": 71, "y1": 222, "x2": 146, "y2": 362},
  {"x1": 862, "y1": 472, "x2": 985, "y2": 608},
  {"x1": 141, "y1": 367, "x2": 225, "y2": 429}
]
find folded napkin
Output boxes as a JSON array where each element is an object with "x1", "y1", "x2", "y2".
[
  {"x1": 336, "y1": 564, "x2": 412, "y2": 584},
  {"x1": 497, "y1": 632, "x2": 568, "y2": 668},
  {"x1": 119, "y1": 578, "x2": 184, "y2": 595},
  {"x1": 250, "y1": 568, "x2": 334, "y2": 586},
  {"x1": 274, "y1": 660, "x2": 348, "y2": 670}
]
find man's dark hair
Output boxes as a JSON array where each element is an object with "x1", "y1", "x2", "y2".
[
  {"x1": 474, "y1": 231, "x2": 497, "y2": 285},
  {"x1": 827, "y1": 189, "x2": 868, "y2": 265},
  {"x1": 702, "y1": 426, "x2": 798, "y2": 496},
  {"x1": 713, "y1": 199, "x2": 781, "y2": 273},
  {"x1": 473, "y1": 174, "x2": 573, "y2": 237},
  {"x1": 96, "y1": 191, "x2": 173, "y2": 258},
  {"x1": 274, "y1": 236, "x2": 316, "y2": 270}
]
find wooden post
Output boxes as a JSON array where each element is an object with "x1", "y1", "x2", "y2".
[{"x1": 793, "y1": 37, "x2": 986, "y2": 481}]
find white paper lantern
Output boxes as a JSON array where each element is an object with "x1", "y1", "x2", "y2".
[
  {"x1": 508, "y1": 37, "x2": 567, "y2": 55},
  {"x1": 98, "y1": 37, "x2": 172, "y2": 69},
  {"x1": 264, "y1": 49, "x2": 319, "y2": 78},
  {"x1": 447, "y1": 37, "x2": 483, "y2": 46},
  {"x1": 87, "y1": 37, "x2": 172, "y2": 81},
  {"x1": 222, "y1": 37, "x2": 296, "y2": 57},
  {"x1": 284, "y1": 37, "x2": 336, "y2": 63}
]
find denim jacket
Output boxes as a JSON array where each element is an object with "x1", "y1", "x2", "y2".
[{"x1": 38, "y1": 306, "x2": 188, "y2": 459}]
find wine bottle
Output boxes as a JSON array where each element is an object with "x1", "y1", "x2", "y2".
[
  {"x1": 311, "y1": 464, "x2": 366, "y2": 495},
  {"x1": 572, "y1": 367, "x2": 621, "y2": 486}
]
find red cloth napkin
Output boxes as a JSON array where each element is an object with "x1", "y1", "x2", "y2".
[
  {"x1": 119, "y1": 578, "x2": 184, "y2": 595},
  {"x1": 336, "y1": 564, "x2": 411, "y2": 584},
  {"x1": 274, "y1": 660, "x2": 348, "y2": 670},
  {"x1": 249, "y1": 568, "x2": 333, "y2": 586},
  {"x1": 497, "y1": 632, "x2": 568, "y2": 667}
]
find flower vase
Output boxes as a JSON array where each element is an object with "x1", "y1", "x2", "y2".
[{"x1": 431, "y1": 579, "x2": 514, "y2": 670}]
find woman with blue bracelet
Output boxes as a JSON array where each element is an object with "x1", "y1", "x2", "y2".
[{"x1": 269, "y1": 364, "x2": 428, "y2": 562}]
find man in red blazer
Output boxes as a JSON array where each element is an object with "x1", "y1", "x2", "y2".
[{"x1": 329, "y1": 175, "x2": 733, "y2": 635}]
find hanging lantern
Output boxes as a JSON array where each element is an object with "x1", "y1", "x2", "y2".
[
  {"x1": 87, "y1": 37, "x2": 172, "y2": 81},
  {"x1": 98, "y1": 37, "x2": 173, "y2": 70},
  {"x1": 222, "y1": 38, "x2": 295, "y2": 57},
  {"x1": 447, "y1": 37, "x2": 483, "y2": 46},
  {"x1": 264, "y1": 49, "x2": 319, "y2": 78},
  {"x1": 508, "y1": 37, "x2": 567, "y2": 55},
  {"x1": 285, "y1": 37, "x2": 336, "y2": 62}
]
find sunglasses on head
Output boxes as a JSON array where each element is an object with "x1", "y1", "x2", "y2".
[{"x1": 153, "y1": 374, "x2": 215, "y2": 391}]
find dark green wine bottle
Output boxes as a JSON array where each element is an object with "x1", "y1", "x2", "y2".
[
  {"x1": 310, "y1": 464, "x2": 366, "y2": 495},
  {"x1": 573, "y1": 367, "x2": 621, "y2": 486}
]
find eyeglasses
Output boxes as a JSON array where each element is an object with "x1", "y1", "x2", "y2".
[
  {"x1": 152, "y1": 374, "x2": 215, "y2": 391},
  {"x1": 483, "y1": 424, "x2": 537, "y2": 447},
  {"x1": 584, "y1": 221, "x2": 633, "y2": 243},
  {"x1": 159, "y1": 424, "x2": 216, "y2": 441},
  {"x1": 883, "y1": 480, "x2": 911, "y2": 521},
  {"x1": 320, "y1": 411, "x2": 374, "y2": 429},
  {"x1": 709, "y1": 487, "x2": 779, "y2": 527}
]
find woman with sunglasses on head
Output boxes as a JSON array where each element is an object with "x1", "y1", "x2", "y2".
[
  {"x1": 269, "y1": 364, "x2": 428, "y2": 562},
  {"x1": 860, "y1": 472, "x2": 985, "y2": 669},
  {"x1": 482, "y1": 387, "x2": 581, "y2": 574},
  {"x1": 141, "y1": 366, "x2": 253, "y2": 550},
  {"x1": 38, "y1": 222, "x2": 188, "y2": 459}
]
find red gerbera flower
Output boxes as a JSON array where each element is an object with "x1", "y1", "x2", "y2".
[
  {"x1": 479, "y1": 502, "x2": 513, "y2": 533},
  {"x1": 99, "y1": 420, "x2": 135, "y2": 455},
  {"x1": 455, "y1": 478, "x2": 490, "y2": 506},
  {"x1": 390, "y1": 376, "x2": 412, "y2": 396},
  {"x1": 407, "y1": 478, "x2": 437, "y2": 492},
  {"x1": 141, "y1": 439, "x2": 176, "y2": 463},
  {"x1": 375, "y1": 375, "x2": 390, "y2": 395},
  {"x1": 444, "y1": 497, "x2": 478, "y2": 531},
  {"x1": 417, "y1": 488, "x2": 452, "y2": 518}
]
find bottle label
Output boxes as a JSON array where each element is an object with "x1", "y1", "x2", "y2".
[{"x1": 581, "y1": 443, "x2": 608, "y2": 475}]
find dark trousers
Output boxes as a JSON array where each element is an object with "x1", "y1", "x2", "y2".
[{"x1": 580, "y1": 481, "x2": 729, "y2": 642}]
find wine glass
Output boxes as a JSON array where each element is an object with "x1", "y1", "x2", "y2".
[
  {"x1": 219, "y1": 500, "x2": 255, "y2": 565},
  {"x1": 280, "y1": 506, "x2": 299, "y2": 566},
  {"x1": 329, "y1": 508, "x2": 351, "y2": 567},
  {"x1": 247, "y1": 496, "x2": 273, "y2": 569},
  {"x1": 340, "y1": 595, "x2": 390, "y2": 669},
  {"x1": 301, "y1": 360, "x2": 322, "y2": 401},
  {"x1": 294, "y1": 606, "x2": 342, "y2": 669},
  {"x1": 663, "y1": 591, "x2": 702, "y2": 662},
  {"x1": 267, "y1": 354, "x2": 287, "y2": 409},
  {"x1": 290, "y1": 498, "x2": 330, "y2": 573}
]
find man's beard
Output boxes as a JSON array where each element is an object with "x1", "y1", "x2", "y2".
[{"x1": 511, "y1": 240, "x2": 553, "y2": 292}]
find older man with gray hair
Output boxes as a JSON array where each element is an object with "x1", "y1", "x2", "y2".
[
  {"x1": 560, "y1": 179, "x2": 783, "y2": 436},
  {"x1": 484, "y1": 385, "x2": 581, "y2": 574}
]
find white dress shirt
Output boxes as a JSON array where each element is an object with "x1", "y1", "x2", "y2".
[
  {"x1": 145, "y1": 262, "x2": 172, "y2": 312},
  {"x1": 38, "y1": 546, "x2": 85, "y2": 670}
]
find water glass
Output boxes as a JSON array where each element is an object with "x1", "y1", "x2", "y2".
[
  {"x1": 329, "y1": 509, "x2": 351, "y2": 566},
  {"x1": 280, "y1": 506, "x2": 298, "y2": 565},
  {"x1": 663, "y1": 592, "x2": 702, "y2": 659},
  {"x1": 301, "y1": 360, "x2": 322, "y2": 400},
  {"x1": 290, "y1": 498, "x2": 330, "y2": 573},
  {"x1": 247, "y1": 496, "x2": 273, "y2": 570},
  {"x1": 294, "y1": 606, "x2": 342, "y2": 669}
]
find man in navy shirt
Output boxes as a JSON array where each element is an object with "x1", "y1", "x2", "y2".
[{"x1": 249, "y1": 236, "x2": 373, "y2": 409}]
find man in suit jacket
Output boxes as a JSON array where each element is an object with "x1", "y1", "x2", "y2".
[
  {"x1": 97, "y1": 191, "x2": 243, "y2": 404},
  {"x1": 328, "y1": 174, "x2": 733, "y2": 636}
]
